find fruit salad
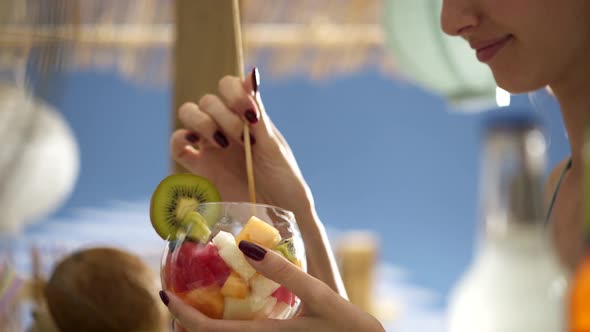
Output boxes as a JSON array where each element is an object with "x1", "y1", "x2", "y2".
[
  {"x1": 162, "y1": 216, "x2": 300, "y2": 320},
  {"x1": 150, "y1": 173, "x2": 303, "y2": 320}
]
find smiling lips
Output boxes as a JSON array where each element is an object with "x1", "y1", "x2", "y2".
[{"x1": 470, "y1": 35, "x2": 513, "y2": 62}]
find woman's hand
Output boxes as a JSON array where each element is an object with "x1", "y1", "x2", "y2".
[
  {"x1": 159, "y1": 241, "x2": 385, "y2": 332},
  {"x1": 170, "y1": 68, "x2": 312, "y2": 218},
  {"x1": 170, "y1": 69, "x2": 347, "y2": 295}
]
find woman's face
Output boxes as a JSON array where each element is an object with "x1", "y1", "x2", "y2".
[{"x1": 441, "y1": 0, "x2": 590, "y2": 93}]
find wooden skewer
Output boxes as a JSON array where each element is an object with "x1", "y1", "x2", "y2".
[
  {"x1": 232, "y1": 0, "x2": 257, "y2": 205},
  {"x1": 243, "y1": 124, "x2": 256, "y2": 204}
]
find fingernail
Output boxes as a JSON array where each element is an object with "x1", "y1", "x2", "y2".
[
  {"x1": 239, "y1": 240, "x2": 267, "y2": 261},
  {"x1": 213, "y1": 131, "x2": 229, "y2": 148},
  {"x1": 185, "y1": 132, "x2": 199, "y2": 143},
  {"x1": 244, "y1": 109, "x2": 259, "y2": 124},
  {"x1": 251, "y1": 67, "x2": 260, "y2": 94},
  {"x1": 159, "y1": 290, "x2": 169, "y2": 306},
  {"x1": 241, "y1": 133, "x2": 256, "y2": 145}
]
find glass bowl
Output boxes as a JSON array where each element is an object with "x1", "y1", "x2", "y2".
[{"x1": 160, "y1": 202, "x2": 306, "y2": 320}]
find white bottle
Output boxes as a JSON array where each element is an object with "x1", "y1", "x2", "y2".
[{"x1": 447, "y1": 114, "x2": 569, "y2": 332}]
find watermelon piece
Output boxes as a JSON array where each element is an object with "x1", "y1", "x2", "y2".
[
  {"x1": 200, "y1": 243, "x2": 232, "y2": 286},
  {"x1": 164, "y1": 241, "x2": 198, "y2": 291},
  {"x1": 164, "y1": 242, "x2": 231, "y2": 292},
  {"x1": 185, "y1": 264, "x2": 216, "y2": 290},
  {"x1": 162, "y1": 254, "x2": 173, "y2": 290},
  {"x1": 272, "y1": 286, "x2": 296, "y2": 306}
]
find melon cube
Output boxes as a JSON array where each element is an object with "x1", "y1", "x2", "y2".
[
  {"x1": 212, "y1": 231, "x2": 256, "y2": 280},
  {"x1": 253, "y1": 296, "x2": 277, "y2": 319},
  {"x1": 269, "y1": 301, "x2": 292, "y2": 319},
  {"x1": 223, "y1": 297, "x2": 256, "y2": 320},
  {"x1": 180, "y1": 285, "x2": 224, "y2": 319},
  {"x1": 223, "y1": 295, "x2": 278, "y2": 320},
  {"x1": 221, "y1": 271, "x2": 250, "y2": 299},
  {"x1": 236, "y1": 216, "x2": 281, "y2": 249},
  {"x1": 250, "y1": 273, "x2": 281, "y2": 301}
]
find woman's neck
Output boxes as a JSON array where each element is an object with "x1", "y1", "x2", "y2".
[{"x1": 549, "y1": 64, "x2": 590, "y2": 169}]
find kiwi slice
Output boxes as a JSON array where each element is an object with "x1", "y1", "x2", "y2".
[
  {"x1": 150, "y1": 174, "x2": 221, "y2": 241},
  {"x1": 274, "y1": 238, "x2": 297, "y2": 264},
  {"x1": 183, "y1": 211, "x2": 212, "y2": 242}
]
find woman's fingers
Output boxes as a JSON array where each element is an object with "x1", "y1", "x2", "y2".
[
  {"x1": 162, "y1": 244, "x2": 340, "y2": 331},
  {"x1": 162, "y1": 291, "x2": 212, "y2": 332},
  {"x1": 218, "y1": 73, "x2": 277, "y2": 145},
  {"x1": 178, "y1": 102, "x2": 231, "y2": 149},
  {"x1": 238, "y1": 241, "x2": 339, "y2": 313},
  {"x1": 173, "y1": 320, "x2": 190, "y2": 332},
  {"x1": 162, "y1": 290, "x2": 292, "y2": 332},
  {"x1": 177, "y1": 71, "x2": 277, "y2": 152},
  {"x1": 218, "y1": 75, "x2": 260, "y2": 125},
  {"x1": 170, "y1": 129, "x2": 202, "y2": 172},
  {"x1": 198, "y1": 94, "x2": 253, "y2": 144}
]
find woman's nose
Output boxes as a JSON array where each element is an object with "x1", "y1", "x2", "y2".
[{"x1": 440, "y1": 0, "x2": 480, "y2": 37}]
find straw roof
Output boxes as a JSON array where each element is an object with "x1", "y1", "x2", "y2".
[{"x1": 0, "y1": 0, "x2": 395, "y2": 85}]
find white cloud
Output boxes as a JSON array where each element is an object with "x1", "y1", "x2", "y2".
[
  {"x1": 326, "y1": 227, "x2": 447, "y2": 332},
  {"x1": 373, "y1": 263, "x2": 447, "y2": 332},
  {"x1": 8, "y1": 199, "x2": 164, "y2": 276}
]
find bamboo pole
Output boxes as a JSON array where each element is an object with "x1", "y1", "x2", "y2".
[{"x1": 172, "y1": 0, "x2": 242, "y2": 173}]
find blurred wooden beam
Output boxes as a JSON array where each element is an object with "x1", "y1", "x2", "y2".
[{"x1": 172, "y1": 0, "x2": 241, "y2": 173}]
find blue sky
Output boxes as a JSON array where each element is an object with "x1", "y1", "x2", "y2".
[{"x1": 22, "y1": 66, "x2": 570, "y2": 315}]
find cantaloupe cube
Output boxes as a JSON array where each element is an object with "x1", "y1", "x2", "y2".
[
  {"x1": 221, "y1": 271, "x2": 250, "y2": 299},
  {"x1": 180, "y1": 285, "x2": 224, "y2": 319},
  {"x1": 236, "y1": 216, "x2": 281, "y2": 249}
]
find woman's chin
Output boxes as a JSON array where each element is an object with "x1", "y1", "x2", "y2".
[{"x1": 493, "y1": 74, "x2": 549, "y2": 95}]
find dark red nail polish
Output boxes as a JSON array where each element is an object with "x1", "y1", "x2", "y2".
[
  {"x1": 244, "y1": 109, "x2": 258, "y2": 124},
  {"x1": 185, "y1": 133, "x2": 199, "y2": 143},
  {"x1": 251, "y1": 67, "x2": 260, "y2": 94},
  {"x1": 239, "y1": 240, "x2": 267, "y2": 261},
  {"x1": 159, "y1": 290, "x2": 169, "y2": 306},
  {"x1": 214, "y1": 131, "x2": 229, "y2": 148},
  {"x1": 241, "y1": 133, "x2": 256, "y2": 145}
]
